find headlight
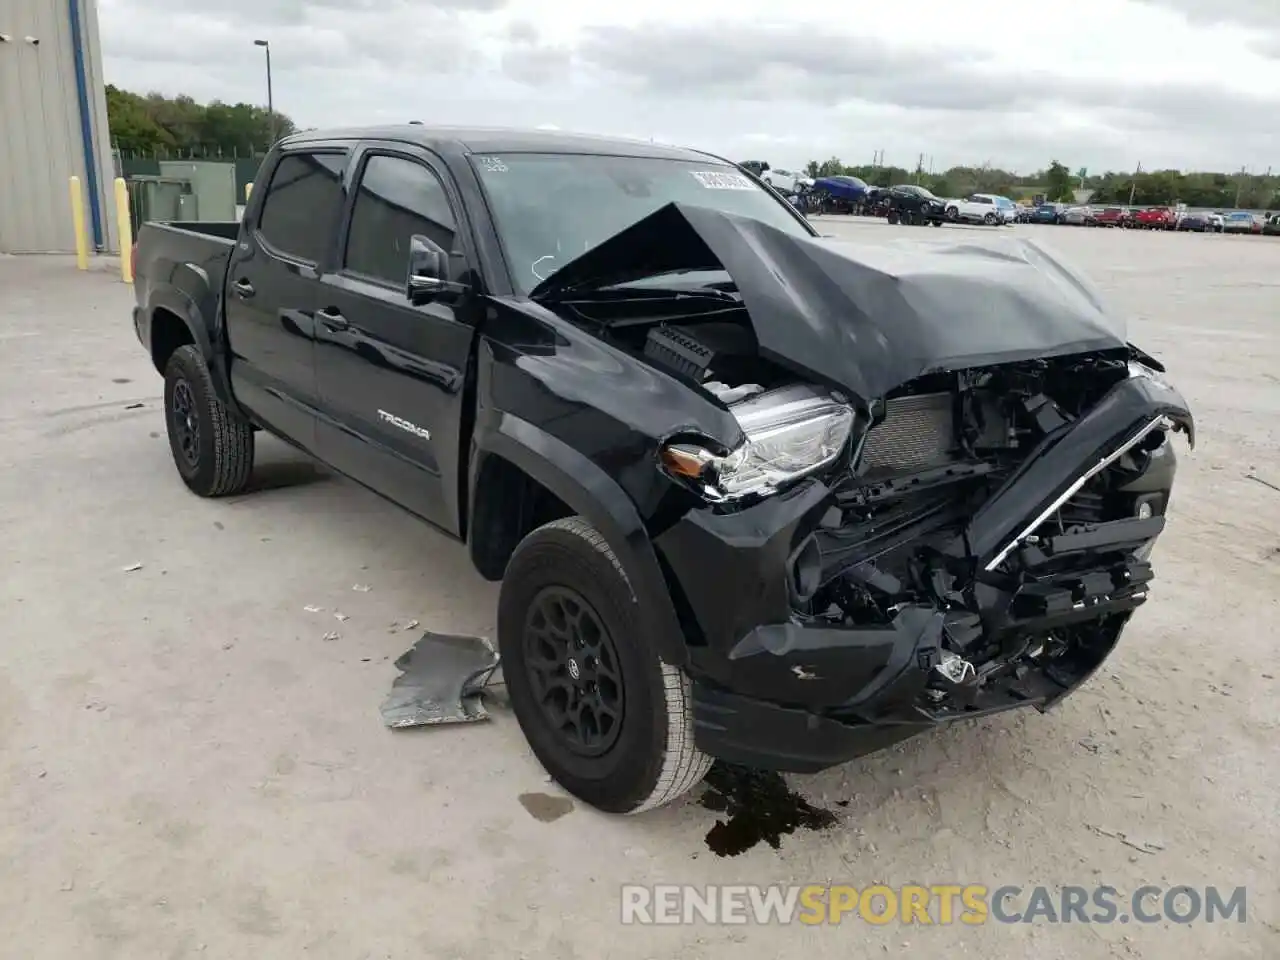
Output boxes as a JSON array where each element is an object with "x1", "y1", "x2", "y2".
[
  {"x1": 1127, "y1": 360, "x2": 1171, "y2": 388},
  {"x1": 660, "y1": 385, "x2": 855, "y2": 502}
]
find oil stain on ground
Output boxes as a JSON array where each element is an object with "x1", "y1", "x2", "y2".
[
  {"x1": 518, "y1": 792, "x2": 574, "y2": 822},
  {"x1": 699, "y1": 763, "x2": 839, "y2": 856}
]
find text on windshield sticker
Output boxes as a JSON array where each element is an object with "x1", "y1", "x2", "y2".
[{"x1": 690, "y1": 170, "x2": 755, "y2": 190}]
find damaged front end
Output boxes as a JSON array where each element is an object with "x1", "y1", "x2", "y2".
[
  {"x1": 531, "y1": 203, "x2": 1195, "y2": 772},
  {"x1": 660, "y1": 357, "x2": 1193, "y2": 772}
]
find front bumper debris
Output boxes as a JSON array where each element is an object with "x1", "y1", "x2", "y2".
[{"x1": 655, "y1": 372, "x2": 1193, "y2": 772}]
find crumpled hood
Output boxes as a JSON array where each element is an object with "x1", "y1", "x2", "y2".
[{"x1": 530, "y1": 202, "x2": 1129, "y2": 404}]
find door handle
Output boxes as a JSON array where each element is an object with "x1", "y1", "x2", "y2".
[
  {"x1": 233, "y1": 278, "x2": 255, "y2": 299},
  {"x1": 319, "y1": 307, "x2": 350, "y2": 332}
]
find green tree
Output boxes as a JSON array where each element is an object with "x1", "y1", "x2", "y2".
[
  {"x1": 107, "y1": 86, "x2": 297, "y2": 156},
  {"x1": 1045, "y1": 160, "x2": 1073, "y2": 202}
]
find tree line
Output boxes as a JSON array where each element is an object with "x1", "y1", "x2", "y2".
[
  {"x1": 804, "y1": 157, "x2": 1280, "y2": 210},
  {"x1": 106, "y1": 86, "x2": 298, "y2": 158}
]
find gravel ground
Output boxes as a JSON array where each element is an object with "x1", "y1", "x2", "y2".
[{"x1": 1, "y1": 224, "x2": 1277, "y2": 959}]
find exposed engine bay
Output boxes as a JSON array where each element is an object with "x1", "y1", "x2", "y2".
[{"x1": 552, "y1": 293, "x2": 1188, "y2": 718}]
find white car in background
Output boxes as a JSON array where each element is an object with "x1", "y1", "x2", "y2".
[
  {"x1": 760, "y1": 168, "x2": 814, "y2": 195},
  {"x1": 943, "y1": 193, "x2": 1006, "y2": 225}
]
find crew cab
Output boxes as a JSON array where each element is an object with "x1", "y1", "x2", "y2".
[
  {"x1": 132, "y1": 125, "x2": 1193, "y2": 815},
  {"x1": 1134, "y1": 207, "x2": 1176, "y2": 230},
  {"x1": 943, "y1": 193, "x2": 1007, "y2": 225}
]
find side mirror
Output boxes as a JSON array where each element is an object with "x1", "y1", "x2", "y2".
[{"x1": 407, "y1": 234, "x2": 446, "y2": 305}]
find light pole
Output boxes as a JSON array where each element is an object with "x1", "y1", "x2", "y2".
[{"x1": 253, "y1": 39, "x2": 274, "y2": 151}]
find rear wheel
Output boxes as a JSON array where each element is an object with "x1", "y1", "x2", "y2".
[
  {"x1": 983, "y1": 212, "x2": 997, "y2": 225},
  {"x1": 163, "y1": 345, "x2": 254, "y2": 497},
  {"x1": 498, "y1": 517, "x2": 711, "y2": 814},
  {"x1": 946, "y1": 206, "x2": 959, "y2": 221}
]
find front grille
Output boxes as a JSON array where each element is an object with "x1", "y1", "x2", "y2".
[{"x1": 860, "y1": 392, "x2": 956, "y2": 472}]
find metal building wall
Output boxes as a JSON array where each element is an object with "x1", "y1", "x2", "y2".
[{"x1": 0, "y1": 0, "x2": 118, "y2": 254}]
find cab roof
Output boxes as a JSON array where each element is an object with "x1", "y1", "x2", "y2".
[{"x1": 280, "y1": 124, "x2": 729, "y2": 163}]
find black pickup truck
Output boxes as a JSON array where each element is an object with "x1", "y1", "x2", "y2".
[{"x1": 132, "y1": 125, "x2": 1194, "y2": 815}]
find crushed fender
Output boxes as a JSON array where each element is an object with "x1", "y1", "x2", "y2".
[{"x1": 381, "y1": 631, "x2": 501, "y2": 728}]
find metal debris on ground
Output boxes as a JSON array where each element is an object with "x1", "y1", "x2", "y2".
[
  {"x1": 322, "y1": 631, "x2": 341, "y2": 642},
  {"x1": 121, "y1": 562, "x2": 143, "y2": 573},
  {"x1": 1244, "y1": 472, "x2": 1280, "y2": 493},
  {"x1": 333, "y1": 612, "x2": 349, "y2": 622},
  {"x1": 381, "y1": 631, "x2": 501, "y2": 728},
  {"x1": 1089, "y1": 825, "x2": 1166, "y2": 854},
  {"x1": 352, "y1": 583, "x2": 372, "y2": 592},
  {"x1": 303, "y1": 605, "x2": 324, "y2": 614}
]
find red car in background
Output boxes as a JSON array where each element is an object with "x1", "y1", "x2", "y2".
[
  {"x1": 1134, "y1": 207, "x2": 1177, "y2": 230},
  {"x1": 1093, "y1": 206, "x2": 1127, "y2": 227}
]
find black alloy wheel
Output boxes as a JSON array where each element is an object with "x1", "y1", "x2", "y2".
[
  {"x1": 170, "y1": 378, "x2": 200, "y2": 469},
  {"x1": 522, "y1": 585, "x2": 624, "y2": 757}
]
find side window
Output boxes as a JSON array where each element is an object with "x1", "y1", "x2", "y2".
[
  {"x1": 257, "y1": 152, "x2": 346, "y2": 263},
  {"x1": 344, "y1": 155, "x2": 458, "y2": 286}
]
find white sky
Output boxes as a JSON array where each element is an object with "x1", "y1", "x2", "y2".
[{"x1": 98, "y1": 0, "x2": 1280, "y2": 173}]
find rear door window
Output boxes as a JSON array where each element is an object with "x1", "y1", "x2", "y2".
[
  {"x1": 343, "y1": 154, "x2": 458, "y2": 286},
  {"x1": 257, "y1": 152, "x2": 346, "y2": 264}
]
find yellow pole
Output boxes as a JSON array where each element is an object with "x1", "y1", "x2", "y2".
[
  {"x1": 245, "y1": 181, "x2": 253, "y2": 202},
  {"x1": 69, "y1": 176, "x2": 89, "y2": 270},
  {"x1": 114, "y1": 178, "x2": 134, "y2": 284}
]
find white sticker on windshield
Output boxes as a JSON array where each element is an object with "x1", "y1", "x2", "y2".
[
  {"x1": 478, "y1": 156, "x2": 508, "y2": 173},
  {"x1": 690, "y1": 170, "x2": 755, "y2": 190}
]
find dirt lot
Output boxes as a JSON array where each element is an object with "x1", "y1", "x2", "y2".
[{"x1": 1, "y1": 225, "x2": 1277, "y2": 959}]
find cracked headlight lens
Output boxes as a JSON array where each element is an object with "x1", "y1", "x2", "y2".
[{"x1": 661, "y1": 385, "x2": 855, "y2": 502}]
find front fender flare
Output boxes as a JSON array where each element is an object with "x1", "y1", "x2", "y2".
[{"x1": 473, "y1": 411, "x2": 690, "y2": 667}]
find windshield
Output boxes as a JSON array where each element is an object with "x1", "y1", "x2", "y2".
[{"x1": 470, "y1": 153, "x2": 814, "y2": 294}]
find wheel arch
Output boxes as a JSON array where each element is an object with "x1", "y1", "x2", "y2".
[{"x1": 470, "y1": 412, "x2": 691, "y2": 667}]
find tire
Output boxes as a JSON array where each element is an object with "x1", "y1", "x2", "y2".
[
  {"x1": 498, "y1": 516, "x2": 711, "y2": 814},
  {"x1": 931, "y1": 219, "x2": 943, "y2": 227},
  {"x1": 163, "y1": 345, "x2": 254, "y2": 497},
  {"x1": 886, "y1": 210, "x2": 900, "y2": 225},
  {"x1": 983, "y1": 212, "x2": 997, "y2": 225},
  {"x1": 945, "y1": 206, "x2": 959, "y2": 221}
]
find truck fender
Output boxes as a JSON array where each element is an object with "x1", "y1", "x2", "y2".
[
  {"x1": 472, "y1": 411, "x2": 690, "y2": 667},
  {"x1": 146, "y1": 283, "x2": 238, "y2": 413}
]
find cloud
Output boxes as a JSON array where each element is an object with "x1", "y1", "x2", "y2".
[{"x1": 96, "y1": 0, "x2": 1280, "y2": 174}]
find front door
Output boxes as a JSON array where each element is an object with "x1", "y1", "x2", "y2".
[
  {"x1": 313, "y1": 145, "x2": 478, "y2": 535},
  {"x1": 224, "y1": 149, "x2": 348, "y2": 448}
]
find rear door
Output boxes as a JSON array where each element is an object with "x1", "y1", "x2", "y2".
[
  {"x1": 313, "y1": 143, "x2": 480, "y2": 535},
  {"x1": 223, "y1": 148, "x2": 349, "y2": 448}
]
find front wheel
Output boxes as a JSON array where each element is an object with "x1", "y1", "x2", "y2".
[
  {"x1": 983, "y1": 212, "x2": 997, "y2": 225},
  {"x1": 946, "y1": 206, "x2": 959, "y2": 221},
  {"x1": 498, "y1": 517, "x2": 712, "y2": 814},
  {"x1": 163, "y1": 345, "x2": 254, "y2": 497},
  {"x1": 886, "y1": 210, "x2": 900, "y2": 224}
]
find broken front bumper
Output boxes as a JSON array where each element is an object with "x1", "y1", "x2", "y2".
[{"x1": 654, "y1": 374, "x2": 1194, "y2": 773}]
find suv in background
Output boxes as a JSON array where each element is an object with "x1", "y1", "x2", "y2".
[{"x1": 944, "y1": 193, "x2": 1005, "y2": 225}]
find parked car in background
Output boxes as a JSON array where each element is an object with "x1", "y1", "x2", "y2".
[
  {"x1": 809, "y1": 175, "x2": 870, "y2": 214},
  {"x1": 1222, "y1": 211, "x2": 1262, "y2": 234},
  {"x1": 992, "y1": 196, "x2": 1019, "y2": 224},
  {"x1": 1093, "y1": 207, "x2": 1127, "y2": 227},
  {"x1": 1262, "y1": 214, "x2": 1280, "y2": 236},
  {"x1": 1176, "y1": 212, "x2": 1210, "y2": 232},
  {"x1": 1134, "y1": 207, "x2": 1176, "y2": 230},
  {"x1": 944, "y1": 193, "x2": 1005, "y2": 225},
  {"x1": 761, "y1": 168, "x2": 814, "y2": 195},
  {"x1": 1062, "y1": 205, "x2": 1095, "y2": 226},
  {"x1": 885, "y1": 184, "x2": 947, "y2": 225},
  {"x1": 1030, "y1": 202, "x2": 1065, "y2": 224}
]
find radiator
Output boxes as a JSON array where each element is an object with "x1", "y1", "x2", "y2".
[{"x1": 860, "y1": 392, "x2": 957, "y2": 472}]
